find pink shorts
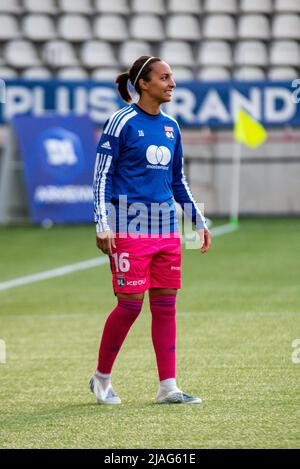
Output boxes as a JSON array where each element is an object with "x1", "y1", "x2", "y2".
[{"x1": 109, "y1": 233, "x2": 182, "y2": 294}]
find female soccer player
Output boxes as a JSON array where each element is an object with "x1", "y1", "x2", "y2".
[{"x1": 89, "y1": 56, "x2": 211, "y2": 404}]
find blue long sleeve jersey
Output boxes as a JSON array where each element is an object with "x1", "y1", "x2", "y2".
[{"x1": 93, "y1": 103, "x2": 207, "y2": 234}]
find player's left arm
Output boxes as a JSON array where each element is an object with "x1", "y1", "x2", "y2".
[{"x1": 172, "y1": 130, "x2": 211, "y2": 254}]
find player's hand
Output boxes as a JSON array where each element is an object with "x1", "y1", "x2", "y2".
[
  {"x1": 198, "y1": 228, "x2": 212, "y2": 254},
  {"x1": 96, "y1": 230, "x2": 116, "y2": 256}
]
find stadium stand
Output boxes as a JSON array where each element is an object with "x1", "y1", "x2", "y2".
[
  {"x1": 91, "y1": 67, "x2": 121, "y2": 80},
  {"x1": 234, "y1": 41, "x2": 268, "y2": 66},
  {"x1": 94, "y1": 15, "x2": 129, "y2": 42},
  {"x1": 80, "y1": 41, "x2": 117, "y2": 68},
  {"x1": 203, "y1": 0, "x2": 237, "y2": 14},
  {"x1": 57, "y1": 66, "x2": 89, "y2": 79},
  {"x1": 197, "y1": 66, "x2": 231, "y2": 80},
  {"x1": 23, "y1": 0, "x2": 58, "y2": 14},
  {"x1": 95, "y1": 0, "x2": 130, "y2": 15},
  {"x1": 4, "y1": 40, "x2": 41, "y2": 68},
  {"x1": 0, "y1": 67, "x2": 18, "y2": 78},
  {"x1": 166, "y1": 14, "x2": 201, "y2": 41},
  {"x1": 22, "y1": 67, "x2": 53, "y2": 78},
  {"x1": 0, "y1": 0, "x2": 299, "y2": 80},
  {"x1": 130, "y1": 15, "x2": 165, "y2": 42},
  {"x1": 58, "y1": 0, "x2": 94, "y2": 15},
  {"x1": 42, "y1": 40, "x2": 79, "y2": 67},
  {"x1": 0, "y1": 15, "x2": 20, "y2": 40},
  {"x1": 22, "y1": 15, "x2": 57, "y2": 42},
  {"x1": 274, "y1": 0, "x2": 300, "y2": 13},
  {"x1": 238, "y1": 15, "x2": 270, "y2": 40},
  {"x1": 240, "y1": 0, "x2": 273, "y2": 14},
  {"x1": 197, "y1": 41, "x2": 232, "y2": 67},
  {"x1": 168, "y1": 0, "x2": 201, "y2": 14},
  {"x1": 118, "y1": 40, "x2": 152, "y2": 68},
  {"x1": 0, "y1": 0, "x2": 22, "y2": 14},
  {"x1": 233, "y1": 66, "x2": 266, "y2": 80},
  {"x1": 131, "y1": 0, "x2": 165, "y2": 15}
]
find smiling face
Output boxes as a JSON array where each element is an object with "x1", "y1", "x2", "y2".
[{"x1": 139, "y1": 61, "x2": 176, "y2": 104}]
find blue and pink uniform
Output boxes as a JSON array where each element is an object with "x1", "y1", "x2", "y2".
[{"x1": 93, "y1": 103, "x2": 207, "y2": 294}]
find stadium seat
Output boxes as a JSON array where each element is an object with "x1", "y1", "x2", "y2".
[
  {"x1": 240, "y1": 0, "x2": 273, "y2": 14},
  {"x1": 198, "y1": 67, "x2": 231, "y2": 81},
  {"x1": 24, "y1": 0, "x2": 57, "y2": 14},
  {"x1": 0, "y1": 67, "x2": 18, "y2": 79},
  {"x1": 58, "y1": 0, "x2": 93, "y2": 14},
  {"x1": 233, "y1": 67, "x2": 265, "y2": 80},
  {"x1": 22, "y1": 67, "x2": 52, "y2": 79},
  {"x1": 91, "y1": 68, "x2": 121, "y2": 80},
  {"x1": 58, "y1": 15, "x2": 92, "y2": 42},
  {"x1": 159, "y1": 41, "x2": 194, "y2": 66},
  {"x1": 94, "y1": 15, "x2": 128, "y2": 42},
  {"x1": 118, "y1": 41, "x2": 152, "y2": 68},
  {"x1": 95, "y1": 0, "x2": 129, "y2": 14},
  {"x1": 203, "y1": 15, "x2": 236, "y2": 40},
  {"x1": 166, "y1": 15, "x2": 201, "y2": 41},
  {"x1": 171, "y1": 67, "x2": 194, "y2": 81},
  {"x1": 4, "y1": 40, "x2": 41, "y2": 68},
  {"x1": 274, "y1": 0, "x2": 300, "y2": 13},
  {"x1": 167, "y1": 0, "x2": 201, "y2": 14},
  {"x1": 57, "y1": 67, "x2": 89, "y2": 80},
  {"x1": 268, "y1": 67, "x2": 298, "y2": 80},
  {"x1": 234, "y1": 41, "x2": 268, "y2": 66},
  {"x1": 0, "y1": 15, "x2": 20, "y2": 40},
  {"x1": 203, "y1": 0, "x2": 237, "y2": 14},
  {"x1": 80, "y1": 41, "x2": 117, "y2": 68},
  {"x1": 0, "y1": 0, "x2": 22, "y2": 14},
  {"x1": 22, "y1": 15, "x2": 57, "y2": 42},
  {"x1": 42, "y1": 40, "x2": 79, "y2": 67},
  {"x1": 238, "y1": 15, "x2": 270, "y2": 40},
  {"x1": 269, "y1": 40, "x2": 300, "y2": 65},
  {"x1": 197, "y1": 41, "x2": 232, "y2": 67},
  {"x1": 130, "y1": 15, "x2": 164, "y2": 42},
  {"x1": 272, "y1": 14, "x2": 300, "y2": 39},
  {"x1": 131, "y1": 0, "x2": 165, "y2": 15}
]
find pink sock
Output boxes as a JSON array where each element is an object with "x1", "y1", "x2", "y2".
[
  {"x1": 150, "y1": 295, "x2": 177, "y2": 381},
  {"x1": 97, "y1": 298, "x2": 143, "y2": 374}
]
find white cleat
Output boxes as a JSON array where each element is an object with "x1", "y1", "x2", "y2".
[
  {"x1": 156, "y1": 390, "x2": 202, "y2": 404},
  {"x1": 88, "y1": 373, "x2": 121, "y2": 405}
]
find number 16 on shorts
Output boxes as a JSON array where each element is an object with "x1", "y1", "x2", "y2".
[{"x1": 111, "y1": 252, "x2": 130, "y2": 273}]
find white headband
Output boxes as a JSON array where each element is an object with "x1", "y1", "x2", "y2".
[{"x1": 133, "y1": 57, "x2": 155, "y2": 88}]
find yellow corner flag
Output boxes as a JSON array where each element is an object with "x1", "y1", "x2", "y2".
[{"x1": 234, "y1": 109, "x2": 267, "y2": 148}]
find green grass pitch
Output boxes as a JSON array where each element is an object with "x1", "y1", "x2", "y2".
[{"x1": 0, "y1": 219, "x2": 299, "y2": 448}]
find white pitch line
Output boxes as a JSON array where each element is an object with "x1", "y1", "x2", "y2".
[
  {"x1": 183, "y1": 222, "x2": 238, "y2": 243},
  {"x1": 211, "y1": 223, "x2": 238, "y2": 236},
  {"x1": 0, "y1": 257, "x2": 108, "y2": 292},
  {"x1": 0, "y1": 223, "x2": 238, "y2": 292},
  {"x1": 189, "y1": 222, "x2": 238, "y2": 238}
]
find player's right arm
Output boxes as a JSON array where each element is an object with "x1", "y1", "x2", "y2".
[{"x1": 93, "y1": 121, "x2": 120, "y2": 255}]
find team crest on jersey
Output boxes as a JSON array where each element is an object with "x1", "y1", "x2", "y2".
[
  {"x1": 164, "y1": 126, "x2": 174, "y2": 140},
  {"x1": 117, "y1": 274, "x2": 125, "y2": 287}
]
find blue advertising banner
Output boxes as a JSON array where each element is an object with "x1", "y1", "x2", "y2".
[
  {"x1": 12, "y1": 114, "x2": 96, "y2": 224},
  {"x1": 2, "y1": 79, "x2": 300, "y2": 128}
]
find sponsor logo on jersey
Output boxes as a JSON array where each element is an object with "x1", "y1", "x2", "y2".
[
  {"x1": 146, "y1": 145, "x2": 171, "y2": 169},
  {"x1": 164, "y1": 126, "x2": 174, "y2": 140},
  {"x1": 138, "y1": 130, "x2": 144, "y2": 136},
  {"x1": 101, "y1": 140, "x2": 112, "y2": 150}
]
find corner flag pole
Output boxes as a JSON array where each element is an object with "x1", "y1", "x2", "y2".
[{"x1": 231, "y1": 109, "x2": 267, "y2": 227}]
